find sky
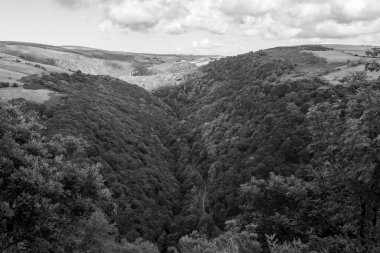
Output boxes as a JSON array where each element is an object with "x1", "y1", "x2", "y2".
[{"x1": 1, "y1": 0, "x2": 380, "y2": 55}]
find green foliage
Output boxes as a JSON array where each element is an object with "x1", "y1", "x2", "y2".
[
  {"x1": 131, "y1": 62, "x2": 152, "y2": 76},
  {"x1": 179, "y1": 232, "x2": 219, "y2": 253},
  {"x1": 156, "y1": 48, "x2": 379, "y2": 252},
  {"x1": 78, "y1": 210, "x2": 119, "y2": 253},
  {"x1": 238, "y1": 77, "x2": 380, "y2": 252},
  {"x1": 179, "y1": 220, "x2": 261, "y2": 253},
  {"x1": 5, "y1": 46, "x2": 380, "y2": 252},
  {"x1": 0, "y1": 101, "x2": 114, "y2": 252},
  {"x1": 365, "y1": 61, "x2": 380, "y2": 72},
  {"x1": 240, "y1": 173, "x2": 315, "y2": 242},
  {"x1": 0, "y1": 82, "x2": 10, "y2": 88},
  {"x1": 365, "y1": 48, "x2": 380, "y2": 57},
  {"x1": 21, "y1": 72, "x2": 180, "y2": 246},
  {"x1": 305, "y1": 81, "x2": 380, "y2": 252},
  {"x1": 114, "y1": 238, "x2": 160, "y2": 253},
  {"x1": 266, "y1": 234, "x2": 311, "y2": 253},
  {"x1": 19, "y1": 54, "x2": 56, "y2": 66},
  {"x1": 155, "y1": 50, "x2": 335, "y2": 233}
]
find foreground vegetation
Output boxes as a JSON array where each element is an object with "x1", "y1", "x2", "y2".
[{"x1": 1, "y1": 46, "x2": 379, "y2": 252}]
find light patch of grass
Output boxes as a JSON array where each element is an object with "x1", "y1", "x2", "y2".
[
  {"x1": 307, "y1": 50, "x2": 362, "y2": 63},
  {"x1": 0, "y1": 87, "x2": 60, "y2": 103},
  {"x1": 323, "y1": 65, "x2": 380, "y2": 84}
]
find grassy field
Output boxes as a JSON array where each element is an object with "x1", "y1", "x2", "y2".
[
  {"x1": 300, "y1": 44, "x2": 380, "y2": 83},
  {"x1": 0, "y1": 87, "x2": 60, "y2": 103},
  {"x1": 323, "y1": 64, "x2": 380, "y2": 84},
  {"x1": 0, "y1": 46, "x2": 69, "y2": 86},
  {"x1": 307, "y1": 50, "x2": 362, "y2": 63}
]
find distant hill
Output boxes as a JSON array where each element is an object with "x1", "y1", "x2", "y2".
[
  {"x1": 2, "y1": 42, "x2": 380, "y2": 106},
  {"x1": 0, "y1": 41, "x2": 221, "y2": 91}
]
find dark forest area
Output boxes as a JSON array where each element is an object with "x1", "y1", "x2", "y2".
[{"x1": 1, "y1": 47, "x2": 380, "y2": 253}]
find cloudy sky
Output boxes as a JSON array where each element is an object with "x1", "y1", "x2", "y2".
[{"x1": 1, "y1": 0, "x2": 380, "y2": 55}]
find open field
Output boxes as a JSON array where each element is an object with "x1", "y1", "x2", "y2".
[
  {"x1": 323, "y1": 64, "x2": 380, "y2": 84},
  {"x1": 300, "y1": 44, "x2": 380, "y2": 83},
  {"x1": 306, "y1": 50, "x2": 362, "y2": 63},
  {"x1": 0, "y1": 87, "x2": 60, "y2": 103}
]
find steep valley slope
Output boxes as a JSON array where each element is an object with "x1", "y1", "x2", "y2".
[{"x1": 2, "y1": 44, "x2": 380, "y2": 252}]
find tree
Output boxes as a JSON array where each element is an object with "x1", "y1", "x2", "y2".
[
  {"x1": 178, "y1": 220, "x2": 261, "y2": 253},
  {"x1": 365, "y1": 61, "x2": 380, "y2": 72},
  {"x1": 306, "y1": 81, "x2": 380, "y2": 252},
  {"x1": 131, "y1": 62, "x2": 151, "y2": 76},
  {"x1": 0, "y1": 100, "x2": 114, "y2": 252}
]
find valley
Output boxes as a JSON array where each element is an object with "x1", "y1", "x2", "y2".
[
  {"x1": 0, "y1": 41, "x2": 220, "y2": 91},
  {"x1": 1, "y1": 43, "x2": 380, "y2": 253}
]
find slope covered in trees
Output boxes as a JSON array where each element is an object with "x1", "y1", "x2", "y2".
[
  {"x1": 18, "y1": 72, "x2": 182, "y2": 249},
  {"x1": 155, "y1": 47, "x2": 380, "y2": 252},
  {"x1": 2, "y1": 45, "x2": 380, "y2": 252},
  {"x1": 0, "y1": 100, "x2": 162, "y2": 252},
  {"x1": 155, "y1": 49, "x2": 331, "y2": 228}
]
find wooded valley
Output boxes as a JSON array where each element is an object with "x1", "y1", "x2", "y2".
[{"x1": 1, "y1": 46, "x2": 380, "y2": 253}]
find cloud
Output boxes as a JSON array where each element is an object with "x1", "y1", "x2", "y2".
[
  {"x1": 234, "y1": 0, "x2": 380, "y2": 39},
  {"x1": 100, "y1": 0, "x2": 229, "y2": 34},
  {"x1": 192, "y1": 39, "x2": 223, "y2": 49},
  {"x1": 98, "y1": 20, "x2": 115, "y2": 33},
  {"x1": 53, "y1": 0, "x2": 94, "y2": 9},
  {"x1": 191, "y1": 38, "x2": 225, "y2": 54},
  {"x1": 103, "y1": 0, "x2": 188, "y2": 32},
  {"x1": 54, "y1": 0, "x2": 380, "y2": 42}
]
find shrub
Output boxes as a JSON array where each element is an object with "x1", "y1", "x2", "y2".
[
  {"x1": 0, "y1": 82, "x2": 10, "y2": 88},
  {"x1": 266, "y1": 235, "x2": 311, "y2": 253},
  {"x1": 131, "y1": 62, "x2": 152, "y2": 76}
]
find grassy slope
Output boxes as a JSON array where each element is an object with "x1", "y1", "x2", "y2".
[{"x1": 0, "y1": 41, "x2": 216, "y2": 91}]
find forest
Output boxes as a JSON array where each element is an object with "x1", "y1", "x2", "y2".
[{"x1": 1, "y1": 46, "x2": 380, "y2": 252}]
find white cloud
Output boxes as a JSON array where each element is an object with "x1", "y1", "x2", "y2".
[
  {"x1": 241, "y1": 14, "x2": 302, "y2": 39},
  {"x1": 192, "y1": 39, "x2": 223, "y2": 49},
  {"x1": 55, "y1": 0, "x2": 380, "y2": 42},
  {"x1": 103, "y1": 0, "x2": 188, "y2": 32},
  {"x1": 219, "y1": 0, "x2": 284, "y2": 16},
  {"x1": 191, "y1": 38, "x2": 225, "y2": 54},
  {"x1": 98, "y1": 20, "x2": 114, "y2": 33},
  {"x1": 53, "y1": 0, "x2": 96, "y2": 9},
  {"x1": 232, "y1": 0, "x2": 380, "y2": 39}
]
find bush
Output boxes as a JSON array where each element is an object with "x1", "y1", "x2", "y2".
[
  {"x1": 0, "y1": 82, "x2": 10, "y2": 88},
  {"x1": 266, "y1": 235, "x2": 310, "y2": 253},
  {"x1": 131, "y1": 62, "x2": 152, "y2": 76}
]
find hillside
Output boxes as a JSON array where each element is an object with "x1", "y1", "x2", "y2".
[
  {"x1": 1, "y1": 44, "x2": 380, "y2": 253},
  {"x1": 154, "y1": 46, "x2": 380, "y2": 252},
  {"x1": 18, "y1": 72, "x2": 184, "y2": 247},
  {"x1": 0, "y1": 41, "x2": 220, "y2": 91},
  {"x1": 156, "y1": 47, "x2": 328, "y2": 228}
]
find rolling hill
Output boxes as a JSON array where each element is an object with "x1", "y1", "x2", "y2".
[
  {"x1": 1, "y1": 43, "x2": 380, "y2": 252},
  {"x1": 0, "y1": 41, "x2": 220, "y2": 104}
]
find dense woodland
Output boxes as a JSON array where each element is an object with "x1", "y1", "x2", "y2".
[{"x1": 1, "y1": 46, "x2": 380, "y2": 252}]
